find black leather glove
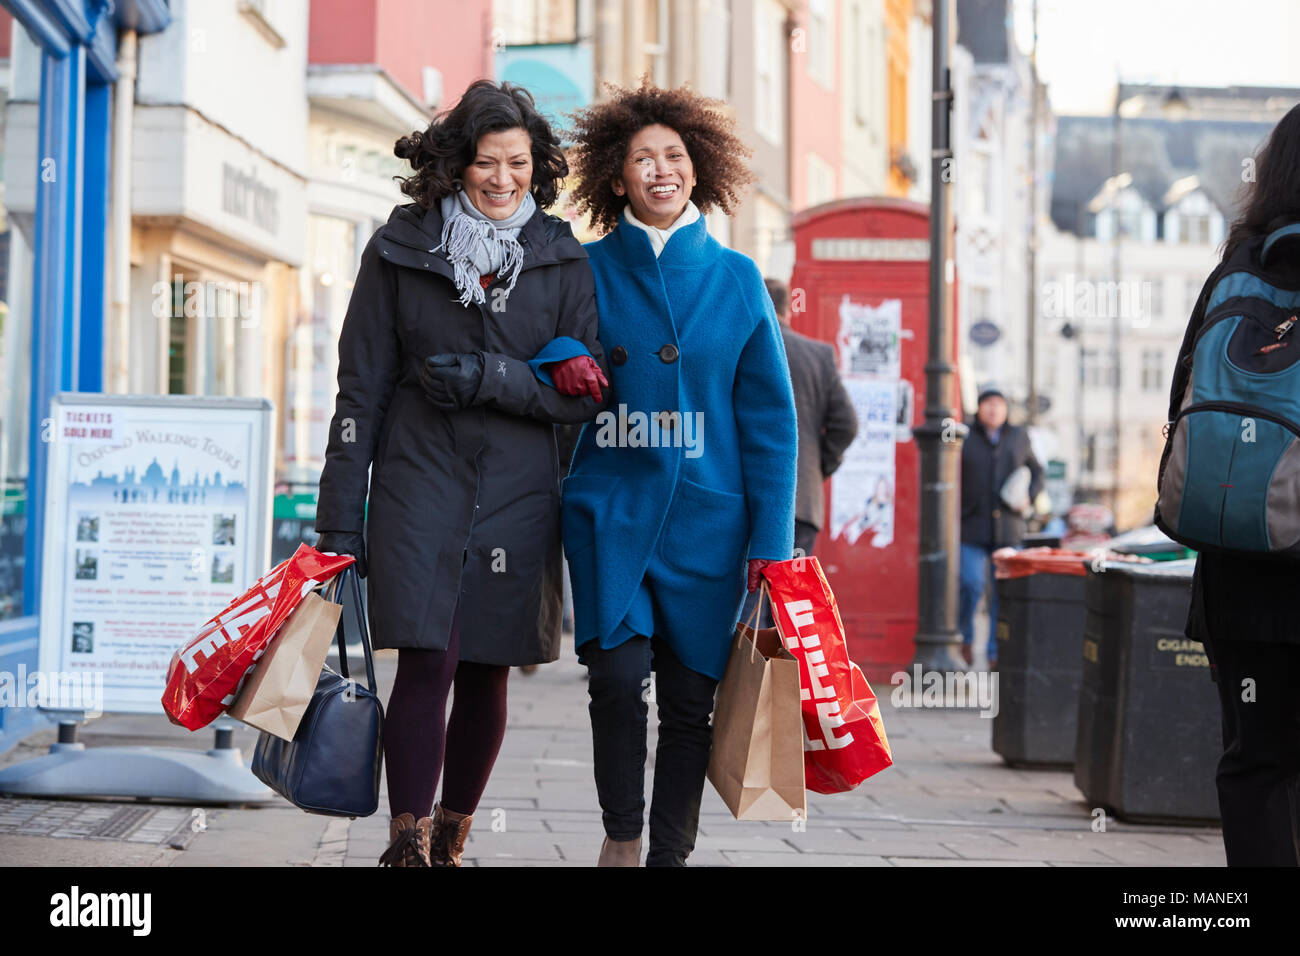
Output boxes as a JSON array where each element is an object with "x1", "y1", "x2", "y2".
[
  {"x1": 315, "y1": 530, "x2": 367, "y2": 578},
  {"x1": 419, "y1": 353, "x2": 485, "y2": 410}
]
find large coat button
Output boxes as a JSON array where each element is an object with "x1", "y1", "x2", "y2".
[
  {"x1": 658, "y1": 344, "x2": 679, "y2": 363},
  {"x1": 611, "y1": 346, "x2": 628, "y2": 365}
]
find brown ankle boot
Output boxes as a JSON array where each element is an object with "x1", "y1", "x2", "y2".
[
  {"x1": 429, "y1": 802, "x2": 473, "y2": 867},
  {"x1": 377, "y1": 812, "x2": 432, "y2": 867},
  {"x1": 597, "y1": 835, "x2": 642, "y2": 866}
]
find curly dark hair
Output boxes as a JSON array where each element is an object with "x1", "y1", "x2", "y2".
[
  {"x1": 567, "y1": 81, "x2": 755, "y2": 234},
  {"x1": 1222, "y1": 102, "x2": 1300, "y2": 261},
  {"x1": 393, "y1": 80, "x2": 568, "y2": 209}
]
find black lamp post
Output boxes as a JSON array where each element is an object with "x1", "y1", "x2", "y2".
[{"x1": 910, "y1": 0, "x2": 966, "y2": 672}]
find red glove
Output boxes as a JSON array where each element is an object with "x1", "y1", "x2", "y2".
[
  {"x1": 548, "y1": 355, "x2": 609, "y2": 401},
  {"x1": 747, "y1": 559, "x2": 773, "y2": 593}
]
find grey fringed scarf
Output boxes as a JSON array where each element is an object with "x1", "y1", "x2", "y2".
[{"x1": 435, "y1": 188, "x2": 536, "y2": 307}]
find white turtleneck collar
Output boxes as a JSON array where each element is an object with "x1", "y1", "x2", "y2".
[{"x1": 622, "y1": 200, "x2": 701, "y2": 257}]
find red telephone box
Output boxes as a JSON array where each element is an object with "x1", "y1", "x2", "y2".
[{"x1": 789, "y1": 198, "x2": 958, "y2": 683}]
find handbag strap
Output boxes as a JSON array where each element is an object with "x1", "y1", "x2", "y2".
[
  {"x1": 1261, "y1": 222, "x2": 1300, "y2": 266},
  {"x1": 327, "y1": 565, "x2": 378, "y2": 694}
]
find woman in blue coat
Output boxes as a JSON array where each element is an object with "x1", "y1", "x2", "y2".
[{"x1": 557, "y1": 85, "x2": 797, "y2": 866}]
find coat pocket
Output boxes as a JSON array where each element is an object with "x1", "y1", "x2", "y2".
[
  {"x1": 560, "y1": 473, "x2": 621, "y2": 559},
  {"x1": 658, "y1": 477, "x2": 749, "y2": 579}
]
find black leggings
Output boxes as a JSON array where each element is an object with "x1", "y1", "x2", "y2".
[{"x1": 382, "y1": 601, "x2": 510, "y2": 818}]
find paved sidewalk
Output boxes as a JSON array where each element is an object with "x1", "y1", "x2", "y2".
[{"x1": 0, "y1": 641, "x2": 1225, "y2": 867}]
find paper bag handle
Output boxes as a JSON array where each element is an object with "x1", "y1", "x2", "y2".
[{"x1": 740, "y1": 578, "x2": 772, "y2": 663}]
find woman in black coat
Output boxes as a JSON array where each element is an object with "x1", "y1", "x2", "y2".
[
  {"x1": 1170, "y1": 103, "x2": 1300, "y2": 866},
  {"x1": 314, "y1": 81, "x2": 610, "y2": 867}
]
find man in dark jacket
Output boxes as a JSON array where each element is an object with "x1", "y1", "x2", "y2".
[
  {"x1": 959, "y1": 387, "x2": 1043, "y2": 665},
  {"x1": 742, "y1": 279, "x2": 857, "y2": 625},
  {"x1": 768, "y1": 278, "x2": 859, "y2": 555}
]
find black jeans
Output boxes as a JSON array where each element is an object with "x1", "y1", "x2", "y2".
[
  {"x1": 1202, "y1": 635, "x2": 1300, "y2": 865},
  {"x1": 585, "y1": 634, "x2": 719, "y2": 866}
]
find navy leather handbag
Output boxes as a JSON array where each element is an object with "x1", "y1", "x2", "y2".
[{"x1": 252, "y1": 565, "x2": 384, "y2": 817}]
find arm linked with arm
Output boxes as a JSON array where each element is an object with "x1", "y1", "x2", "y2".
[{"x1": 474, "y1": 262, "x2": 612, "y2": 425}]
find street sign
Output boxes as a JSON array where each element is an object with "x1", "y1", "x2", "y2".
[{"x1": 970, "y1": 319, "x2": 1001, "y2": 346}]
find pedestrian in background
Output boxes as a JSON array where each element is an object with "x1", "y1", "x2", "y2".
[
  {"x1": 740, "y1": 277, "x2": 858, "y2": 626},
  {"x1": 1173, "y1": 102, "x2": 1300, "y2": 866},
  {"x1": 561, "y1": 82, "x2": 798, "y2": 866},
  {"x1": 958, "y1": 387, "x2": 1043, "y2": 667},
  {"x1": 315, "y1": 80, "x2": 610, "y2": 867}
]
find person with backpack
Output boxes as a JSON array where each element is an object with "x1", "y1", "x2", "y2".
[{"x1": 1157, "y1": 103, "x2": 1300, "y2": 866}]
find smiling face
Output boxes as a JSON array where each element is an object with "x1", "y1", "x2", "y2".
[
  {"x1": 611, "y1": 124, "x2": 697, "y2": 229},
  {"x1": 461, "y1": 127, "x2": 534, "y2": 220}
]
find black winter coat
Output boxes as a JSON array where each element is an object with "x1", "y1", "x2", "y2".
[
  {"x1": 315, "y1": 201, "x2": 610, "y2": 664},
  {"x1": 960, "y1": 421, "x2": 1043, "y2": 549},
  {"x1": 1177, "y1": 234, "x2": 1300, "y2": 646}
]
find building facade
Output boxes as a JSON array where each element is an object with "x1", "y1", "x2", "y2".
[{"x1": 1037, "y1": 86, "x2": 1293, "y2": 528}]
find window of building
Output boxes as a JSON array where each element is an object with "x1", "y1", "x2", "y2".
[
  {"x1": 1082, "y1": 348, "x2": 1119, "y2": 389},
  {"x1": 1181, "y1": 213, "x2": 1211, "y2": 244},
  {"x1": 1084, "y1": 430, "x2": 1117, "y2": 474},
  {"x1": 644, "y1": 0, "x2": 669, "y2": 86},
  {"x1": 166, "y1": 271, "x2": 245, "y2": 397},
  {"x1": 755, "y1": 0, "x2": 786, "y2": 145},
  {"x1": 850, "y1": 2, "x2": 875, "y2": 126},
  {"x1": 1144, "y1": 275, "x2": 1164, "y2": 324},
  {"x1": 807, "y1": 152, "x2": 835, "y2": 208},
  {"x1": 1141, "y1": 348, "x2": 1164, "y2": 392},
  {"x1": 1167, "y1": 190, "x2": 1223, "y2": 245},
  {"x1": 1097, "y1": 188, "x2": 1156, "y2": 242},
  {"x1": 808, "y1": 0, "x2": 834, "y2": 88},
  {"x1": 493, "y1": 0, "x2": 579, "y2": 45},
  {"x1": 0, "y1": 210, "x2": 32, "y2": 620}
]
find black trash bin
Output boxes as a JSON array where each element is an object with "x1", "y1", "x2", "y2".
[
  {"x1": 1073, "y1": 559, "x2": 1220, "y2": 823},
  {"x1": 992, "y1": 549, "x2": 1092, "y2": 766}
]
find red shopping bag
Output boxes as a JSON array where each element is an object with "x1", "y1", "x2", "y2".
[
  {"x1": 161, "y1": 544, "x2": 355, "y2": 731},
  {"x1": 762, "y1": 556, "x2": 893, "y2": 794}
]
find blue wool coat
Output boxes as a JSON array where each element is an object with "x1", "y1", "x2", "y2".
[{"x1": 558, "y1": 215, "x2": 798, "y2": 679}]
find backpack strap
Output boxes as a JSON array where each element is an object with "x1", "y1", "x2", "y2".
[{"x1": 1261, "y1": 222, "x2": 1300, "y2": 265}]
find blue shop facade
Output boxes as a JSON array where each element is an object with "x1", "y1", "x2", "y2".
[{"x1": 0, "y1": 0, "x2": 170, "y2": 751}]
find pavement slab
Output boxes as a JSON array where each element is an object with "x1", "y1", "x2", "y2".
[{"x1": 0, "y1": 640, "x2": 1226, "y2": 867}]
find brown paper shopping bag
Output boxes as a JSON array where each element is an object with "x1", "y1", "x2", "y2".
[
  {"x1": 228, "y1": 582, "x2": 342, "y2": 740},
  {"x1": 706, "y1": 581, "x2": 806, "y2": 821}
]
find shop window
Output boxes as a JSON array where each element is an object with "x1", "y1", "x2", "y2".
[{"x1": 1, "y1": 216, "x2": 33, "y2": 619}]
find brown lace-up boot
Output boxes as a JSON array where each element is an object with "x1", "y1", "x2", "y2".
[
  {"x1": 377, "y1": 812, "x2": 432, "y2": 867},
  {"x1": 429, "y1": 802, "x2": 473, "y2": 867}
]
